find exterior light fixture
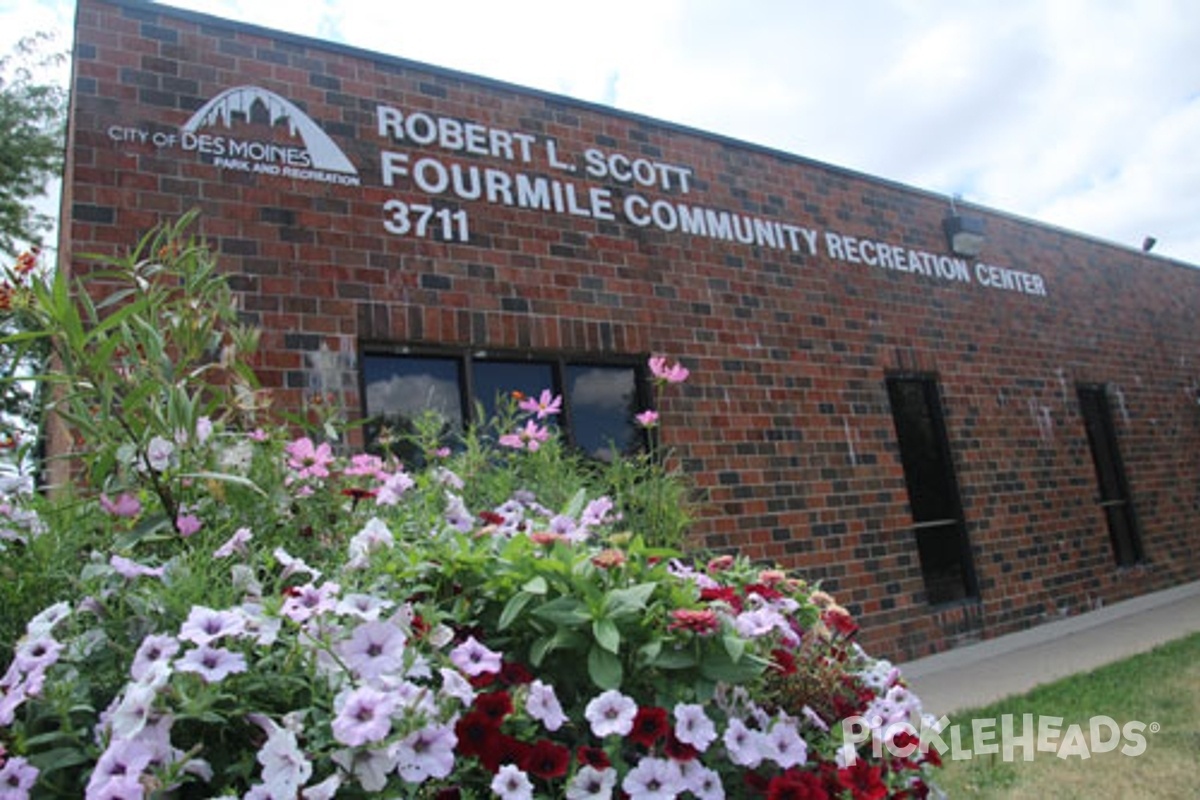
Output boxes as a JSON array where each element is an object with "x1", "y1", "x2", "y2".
[
  {"x1": 943, "y1": 213, "x2": 987, "y2": 259},
  {"x1": 1142, "y1": 236, "x2": 1157, "y2": 253}
]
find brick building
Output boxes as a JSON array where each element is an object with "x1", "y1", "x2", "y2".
[{"x1": 61, "y1": 0, "x2": 1200, "y2": 661}]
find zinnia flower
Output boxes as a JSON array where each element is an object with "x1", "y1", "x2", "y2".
[{"x1": 668, "y1": 608, "x2": 721, "y2": 635}]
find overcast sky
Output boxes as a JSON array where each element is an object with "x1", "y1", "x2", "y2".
[{"x1": 7, "y1": 0, "x2": 1200, "y2": 265}]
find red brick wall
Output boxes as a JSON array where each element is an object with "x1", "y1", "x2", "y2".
[{"x1": 63, "y1": 0, "x2": 1200, "y2": 661}]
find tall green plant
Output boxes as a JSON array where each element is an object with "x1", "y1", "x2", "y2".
[{"x1": 14, "y1": 211, "x2": 262, "y2": 530}]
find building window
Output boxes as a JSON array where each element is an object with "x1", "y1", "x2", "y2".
[
  {"x1": 886, "y1": 375, "x2": 978, "y2": 605},
  {"x1": 361, "y1": 349, "x2": 647, "y2": 462},
  {"x1": 1077, "y1": 384, "x2": 1143, "y2": 566}
]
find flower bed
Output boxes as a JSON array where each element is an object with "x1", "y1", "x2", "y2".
[{"x1": 0, "y1": 218, "x2": 942, "y2": 798}]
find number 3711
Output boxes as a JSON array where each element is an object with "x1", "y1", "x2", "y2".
[{"x1": 383, "y1": 200, "x2": 469, "y2": 242}]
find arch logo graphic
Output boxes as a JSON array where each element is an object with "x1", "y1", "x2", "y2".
[{"x1": 108, "y1": 85, "x2": 361, "y2": 186}]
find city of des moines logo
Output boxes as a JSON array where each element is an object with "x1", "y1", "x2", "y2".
[{"x1": 107, "y1": 85, "x2": 360, "y2": 186}]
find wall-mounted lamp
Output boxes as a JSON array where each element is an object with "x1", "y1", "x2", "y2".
[
  {"x1": 1142, "y1": 236, "x2": 1157, "y2": 253},
  {"x1": 942, "y1": 213, "x2": 987, "y2": 259}
]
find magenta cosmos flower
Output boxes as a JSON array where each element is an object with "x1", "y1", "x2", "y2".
[
  {"x1": 648, "y1": 355, "x2": 689, "y2": 384},
  {"x1": 518, "y1": 389, "x2": 562, "y2": 419},
  {"x1": 285, "y1": 437, "x2": 335, "y2": 480}
]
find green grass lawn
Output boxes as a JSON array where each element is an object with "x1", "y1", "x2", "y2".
[{"x1": 929, "y1": 631, "x2": 1200, "y2": 798}]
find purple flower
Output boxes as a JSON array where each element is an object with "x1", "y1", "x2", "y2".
[
  {"x1": 110, "y1": 683, "x2": 158, "y2": 738},
  {"x1": 213, "y1": 527, "x2": 252, "y2": 558},
  {"x1": 449, "y1": 636, "x2": 502, "y2": 677},
  {"x1": 346, "y1": 518, "x2": 394, "y2": 568},
  {"x1": 490, "y1": 763, "x2": 534, "y2": 800},
  {"x1": 723, "y1": 717, "x2": 766, "y2": 768},
  {"x1": 526, "y1": 679, "x2": 566, "y2": 731},
  {"x1": 144, "y1": 436, "x2": 174, "y2": 472},
  {"x1": 274, "y1": 547, "x2": 322, "y2": 580},
  {"x1": 337, "y1": 620, "x2": 407, "y2": 681},
  {"x1": 280, "y1": 582, "x2": 341, "y2": 623},
  {"x1": 673, "y1": 703, "x2": 717, "y2": 751},
  {"x1": 394, "y1": 723, "x2": 457, "y2": 783},
  {"x1": 584, "y1": 689, "x2": 638, "y2": 738},
  {"x1": 110, "y1": 554, "x2": 165, "y2": 580},
  {"x1": 0, "y1": 755, "x2": 38, "y2": 796},
  {"x1": 176, "y1": 513, "x2": 202, "y2": 537},
  {"x1": 130, "y1": 634, "x2": 180, "y2": 683},
  {"x1": 13, "y1": 635, "x2": 61, "y2": 673},
  {"x1": 566, "y1": 765, "x2": 617, "y2": 800},
  {"x1": 178, "y1": 606, "x2": 245, "y2": 645},
  {"x1": 99, "y1": 492, "x2": 142, "y2": 518},
  {"x1": 762, "y1": 719, "x2": 808, "y2": 769},
  {"x1": 175, "y1": 645, "x2": 247, "y2": 683},
  {"x1": 335, "y1": 593, "x2": 394, "y2": 621},
  {"x1": 255, "y1": 718, "x2": 313, "y2": 797},
  {"x1": 331, "y1": 686, "x2": 397, "y2": 747},
  {"x1": 331, "y1": 747, "x2": 396, "y2": 792},
  {"x1": 374, "y1": 471, "x2": 414, "y2": 506},
  {"x1": 86, "y1": 738, "x2": 155, "y2": 797},
  {"x1": 621, "y1": 756, "x2": 685, "y2": 800}
]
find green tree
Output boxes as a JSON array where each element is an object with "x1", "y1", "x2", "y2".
[
  {"x1": 0, "y1": 32, "x2": 66, "y2": 256},
  {"x1": 0, "y1": 33, "x2": 67, "y2": 474}
]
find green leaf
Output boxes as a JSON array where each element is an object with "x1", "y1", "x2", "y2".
[
  {"x1": 604, "y1": 582, "x2": 657, "y2": 618},
  {"x1": 652, "y1": 647, "x2": 699, "y2": 670},
  {"x1": 562, "y1": 488, "x2": 588, "y2": 520},
  {"x1": 699, "y1": 648, "x2": 768, "y2": 684},
  {"x1": 588, "y1": 644, "x2": 623, "y2": 690},
  {"x1": 498, "y1": 591, "x2": 534, "y2": 631},
  {"x1": 28, "y1": 747, "x2": 92, "y2": 774},
  {"x1": 530, "y1": 595, "x2": 590, "y2": 627},
  {"x1": 522, "y1": 575, "x2": 549, "y2": 595},
  {"x1": 593, "y1": 617, "x2": 621, "y2": 654},
  {"x1": 181, "y1": 471, "x2": 268, "y2": 496},
  {"x1": 722, "y1": 632, "x2": 746, "y2": 663}
]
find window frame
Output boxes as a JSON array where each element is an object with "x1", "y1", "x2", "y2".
[
  {"x1": 358, "y1": 343, "x2": 652, "y2": 459},
  {"x1": 885, "y1": 372, "x2": 980, "y2": 606}
]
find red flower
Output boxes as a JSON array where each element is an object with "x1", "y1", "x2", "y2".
[
  {"x1": 479, "y1": 510, "x2": 506, "y2": 526},
  {"x1": 664, "y1": 730, "x2": 699, "y2": 762},
  {"x1": 474, "y1": 690, "x2": 513, "y2": 724},
  {"x1": 455, "y1": 710, "x2": 503, "y2": 760},
  {"x1": 591, "y1": 549, "x2": 627, "y2": 569},
  {"x1": 699, "y1": 586, "x2": 743, "y2": 613},
  {"x1": 499, "y1": 661, "x2": 534, "y2": 686},
  {"x1": 479, "y1": 734, "x2": 531, "y2": 774},
  {"x1": 767, "y1": 769, "x2": 830, "y2": 800},
  {"x1": 837, "y1": 760, "x2": 888, "y2": 800},
  {"x1": 576, "y1": 746, "x2": 611, "y2": 770},
  {"x1": 744, "y1": 583, "x2": 784, "y2": 601},
  {"x1": 522, "y1": 739, "x2": 571, "y2": 779},
  {"x1": 823, "y1": 608, "x2": 859, "y2": 638},
  {"x1": 629, "y1": 706, "x2": 670, "y2": 748},
  {"x1": 771, "y1": 648, "x2": 798, "y2": 675}
]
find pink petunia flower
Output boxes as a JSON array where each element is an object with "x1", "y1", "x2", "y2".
[
  {"x1": 673, "y1": 703, "x2": 718, "y2": 751},
  {"x1": 621, "y1": 756, "x2": 685, "y2": 800},
  {"x1": 213, "y1": 527, "x2": 253, "y2": 558}
]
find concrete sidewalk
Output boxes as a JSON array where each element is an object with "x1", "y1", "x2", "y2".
[{"x1": 900, "y1": 580, "x2": 1200, "y2": 717}]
